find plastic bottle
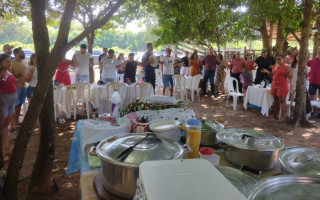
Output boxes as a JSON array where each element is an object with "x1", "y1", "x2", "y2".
[
  {"x1": 185, "y1": 119, "x2": 201, "y2": 159},
  {"x1": 199, "y1": 147, "x2": 220, "y2": 166},
  {"x1": 111, "y1": 90, "x2": 121, "y2": 118}
]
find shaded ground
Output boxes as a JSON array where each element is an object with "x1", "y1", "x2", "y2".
[{"x1": 6, "y1": 94, "x2": 320, "y2": 199}]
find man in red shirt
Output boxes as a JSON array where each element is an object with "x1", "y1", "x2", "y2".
[{"x1": 307, "y1": 49, "x2": 320, "y2": 101}]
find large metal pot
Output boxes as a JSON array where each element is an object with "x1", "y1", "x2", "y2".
[
  {"x1": 247, "y1": 175, "x2": 320, "y2": 200},
  {"x1": 279, "y1": 146, "x2": 320, "y2": 175},
  {"x1": 216, "y1": 128, "x2": 284, "y2": 171},
  {"x1": 96, "y1": 133, "x2": 190, "y2": 199},
  {"x1": 216, "y1": 166, "x2": 257, "y2": 197},
  {"x1": 200, "y1": 120, "x2": 224, "y2": 146}
]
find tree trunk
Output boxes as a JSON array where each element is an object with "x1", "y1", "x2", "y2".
[
  {"x1": 283, "y1": 39, "x2": 289, "y2": 55},
  {"x1": 4, "y1": 0, "x2": 125, "y2": 198},
  {"x1": 274, "y1": 21, "x2": 285, "y2": 55},
  {"x1": 87, "y1": 31, "x2": 95, "y2": 83},
  {"x1": 269, "y1": 21, "x2": 273, "y2": 48},
  {"x1": 260, "y1": 20, "x2": 272, "y2": 55},
  {"x1": 293, "y1": 0, "x2": 313, "y2": 127},
  {"x1": 0, "y1": 91, "x2": 4, "y2": 200},
  {"x1": 312, "y1": 0, "x2": 320, "y2": 58}
]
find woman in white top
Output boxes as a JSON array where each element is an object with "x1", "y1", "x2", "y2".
[
  {"x1": 25, "y1": 53, "x2": 37, "y2": 101},
  {"x1": 289, "y1": 53, "x2": 299, "y2": 101},
  {"x1": 100, "y1": 49, "x2": 119, "y2": 83}
]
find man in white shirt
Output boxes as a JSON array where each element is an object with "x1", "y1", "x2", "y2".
[
  {"x1": 100, "y1": 49, "x2": 119, "y2": 83},
  {"x1": 72, "y1": 44, "x2": 93, "y2": 82},
  {"x1": 160, "y1": 48, "x2": 183, "y2": 96}
]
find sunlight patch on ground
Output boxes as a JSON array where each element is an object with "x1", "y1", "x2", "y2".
[
  {"x1": 52, "y1": 167, "x2": 60, "y2": 172},
  {"x1": 202, "y1": 116, "x2": 207, "y2": 119},
  {"x1": 58, "y1": 133, "x2": 64, "y2": 136},
  {"x1": 63, "y1": 182, "x2": 73, "y2": 188},
  {"x1": 64, "y1": 167, "x2": 68, "y2": 171},
  {"x1": 287, "y1": 132, "x2": 293, "y2": 135},
  {"x1": 201, "y1": 104, "x2": 209, "y2": 108},
  {"x1": 302, "y1": 132, "x2": 313, "y2": 139},
  {"x1": 253, "y1": 127, "x2": 263, "y2": 131}
]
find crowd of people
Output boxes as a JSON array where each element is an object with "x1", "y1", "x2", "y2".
[{"x1": 1, "y1": 42, "x2": 320, "y2": 162}]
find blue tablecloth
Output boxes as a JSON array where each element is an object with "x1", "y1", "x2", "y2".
[{"x1": 66, "y1": 120, "x2": 101, "y2": 175}]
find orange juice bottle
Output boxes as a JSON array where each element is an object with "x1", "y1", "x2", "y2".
[{"x1": 185, "y1": 119, "x2": 201, "y2": 159}]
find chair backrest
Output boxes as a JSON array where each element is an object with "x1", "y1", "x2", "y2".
[
  {"x1": 227, "y1": 77, "x2": 239, "y2": 93},
  {"x1": 173, "y1": 75, "x2": 183, "y2": 89},
  {"x1": 134, "y1": 82, "x2": 153, "y2": 99},
  {"x1": 71, "y1": 82, "x2": 90, "y2": 103},
  {"x1": 53, "y1": 85, "x2": 59, "y2": 105},
  {"x1": 107, "y1": 82, "x2": 125, "y2": 100},
  {"x1": 191, "y1": 74, "x2": 201, "y2": 89}
]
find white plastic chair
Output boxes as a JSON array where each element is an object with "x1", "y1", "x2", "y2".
[
  {"x1": 71, "y1": 82, "x2": 91, "y2": 120},
  {"x1": 106, "y1": 82, "x2": 125, "y2": 113},
  {"x1": 226, "y1": 77, "x2": 244, "y2": 110},
  {"x1": 286, "y1": 90, "x2": 296, "y2": 117},
  {"x1": 134, "y1": 82, "x2": 153, "y2": 100},
  {"x1": 187, "y1": 74, "x2": 201, "y2": 101},
  {"x1": 173, "y1": 75, "x2": 185, "y2": 99}
]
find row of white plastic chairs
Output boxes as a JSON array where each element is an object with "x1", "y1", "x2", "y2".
[{"x1": 53, "y1": 82, "x2": 153, "y2": 121}]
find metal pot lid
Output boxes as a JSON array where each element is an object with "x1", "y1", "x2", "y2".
[
  {"x1": 279, "y1": 147, "x2": 320, "y2": 175},
  {"x1": 201, "y1": 120, "x2": 224, "y2": 132},
  {"x1": 247, "y1": 175, "x2": 320, "y2": 200},
  {"x1": 96, "y1": 133, "x2": 185, "y2": 166},
  {"x1": 216, "y1": 166, "x2": 257, "y2": 196},
  {"x1": 216, "y1": 128, "x2": 284, "y2": 151}
]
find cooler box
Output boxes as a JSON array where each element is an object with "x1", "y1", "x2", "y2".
[{"x1": 134, "y1": 159, "x2": 247, "y2": 200}]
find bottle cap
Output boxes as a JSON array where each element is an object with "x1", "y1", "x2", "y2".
[
  {"x1": 200, "y1": 147, "x2": 214, "y2": 155},
  {"x1": 186, "y1": 119, "x2": 201, "y2": 126}
]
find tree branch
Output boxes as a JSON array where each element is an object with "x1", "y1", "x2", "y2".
[
  {"x1": 66, "y1": 0, "x2": 126, "y2": 49},
  {"x1": 290, "y1": 30, "x2": 301, "y2": 42}
]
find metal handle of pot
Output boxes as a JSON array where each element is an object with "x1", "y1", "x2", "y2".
[
  {"x1": 240, "y1": 165, "x2": 263, "y2": 181},
  {"x1": 241, "y1": 134, "x2": 253, "y2": 140},
  {"x1": 284, "y1": 146, "x2": 300, "y2": 150},
  {"x1": 218, "y1": 143, "x2": 230, "y2": 151},
  {"x1": 183, "y1": 144, "x2": 193, "y2": 154}
]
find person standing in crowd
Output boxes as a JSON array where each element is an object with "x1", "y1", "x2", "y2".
[
  {"x1": 307, "y1": 49, "x2": 320, "y2": 102},
  {"x1": 228, "y1": 51, "x2": 246, "y2": 93},
  {"x1": 99, "y1": 47, "x2": 108, "y2": 79},
  {"x1": 159, "y1": 48, "x2": 183, "y2": 96},
  {"x1": 180, "y1": 51, "x2": 190, "y2": 76},
  {"x1": 201, "y1": 48, "x2": 217, "y2": 98},
  {"x1": 245, "y1": 53, "x2": 256, "y2": 83},
  {"x1": 190, "y1": 51, "x2": 201, "y2": 76},
  {"x1": 11, "y1": 47, "x2": 27, "y2": 127},
  {"x1": 254, "y1": 48, "x2": 276, "y2": 84},
  {"x1": 55, "y1": 56, "x2": 73, "y2": 86},
  {"x1": 0, "y1": 54, "x2": 17, "y2": 161},
  {"x1": 100, "y1": 49, "x2": 119, "y2": 83},
  {"x1": 25, "y1": 53, "x2": 37, "y2": 101},
  {"x1": 285, "y1": 48, "x2": 298, "y2": 65},
  {"x1": 121, "y1": 53, "x2": 150, "y2": 84},
  {"x1": 215, "y1": 54, "x2": 228, "y2": 94},
  {"x1": 72, "y1": 44, "x2": 93, "y2": 83},
  {"x1": 289, "y1": 53, "x2": 299, "y2": 101},
  {"x1": 2, "y1": 44, "x2": 15, "y2": 60},
  {"x1": 116, "y1": 53, "x2": 125, "y2": 82},
  {"x1": 142, "y1": 43, "x2": 156, "y2": 89},
  {"x1": 262, "y1": 54, "x2": 292, "y2": 122}
]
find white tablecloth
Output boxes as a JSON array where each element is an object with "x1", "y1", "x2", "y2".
[
  {"x1": 54, "y1": 83, "x2": 154, "y2": 118},
  {"x1": 243, "y1": 86, "x2": 273, "y2": 116},
  {"x1": 81, "y1": 116, "x2": 131, "y2": 151}
]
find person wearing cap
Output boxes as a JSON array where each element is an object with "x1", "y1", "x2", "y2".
[
  {"x1": 142, "y1": 43, "x2": 156, "y2": 89},
  {"x1": 201, "y1": 48, "x2": 217, "y2": 98},
  {"x1": 254, "y1": 48, "x2": 276, "y2": 84},
  {"x1": 2, "y1": 44, "x2": 15, "y2": 60},
  {"x1": 72, "y1": 44, "x2": 93, "y2": 83},
  {"x1": 99, "y1": 47, "x2": 108, "y2": 79},
  {"x1": 159, "y1": 48, "x2": 184, "y2": 96},
  {"x1": 11, "y1": 47, "x2": 27, "y2": 126}
]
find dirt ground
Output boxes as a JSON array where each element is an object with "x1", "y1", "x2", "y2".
[{"x1": 6, "y1": 93, "x2": 320, "y2": 200}]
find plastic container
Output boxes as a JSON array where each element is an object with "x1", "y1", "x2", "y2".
[
  {"x1": 111, "y1": 90, "x2": 121, "y2": 118},
  {"x1": 185, "y1": 119, "x2": 201, "y2": 159},
  {"x1": 200, "y1": 147, "x2": 220, "y2": 166}
]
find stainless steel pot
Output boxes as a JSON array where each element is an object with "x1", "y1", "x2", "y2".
[
  {"x1": 247, "y1": 175, "x2": 320, "y2": 200},
  {"x1": 279, "y1": 146, "x2": 320, "y2": 175},
  {"x1": 216, "y1": 128, "x2": 284, "y2": 171},
  {"x1": 200, "y1": 120, "x2": 224, "y2": 146},
  {"x1": 96, "y1": 133, "x2": 191, "y2": 199}
]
